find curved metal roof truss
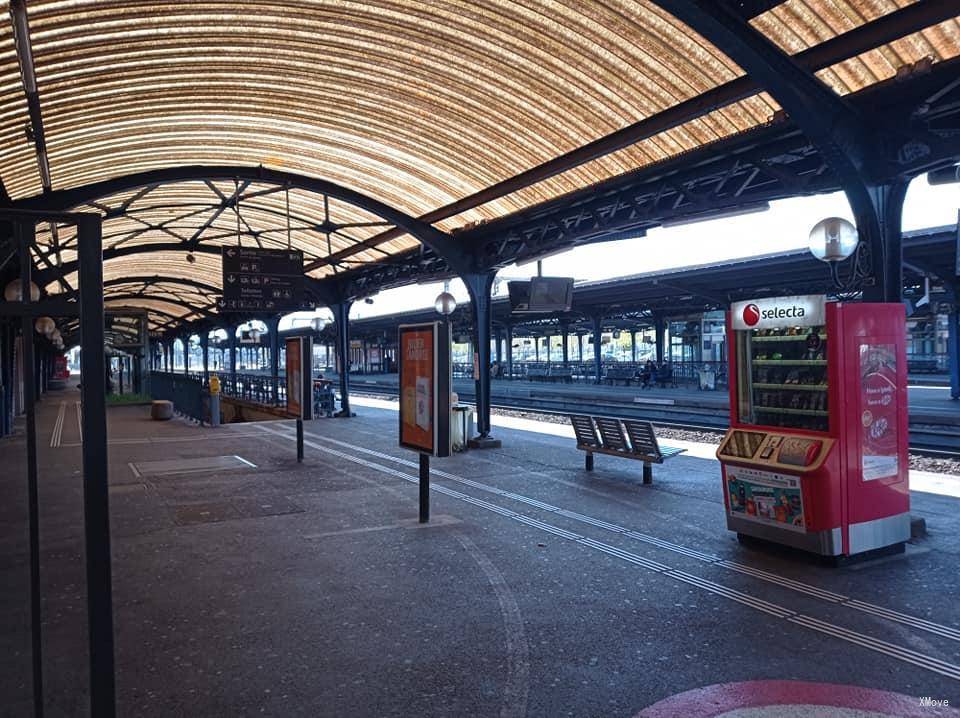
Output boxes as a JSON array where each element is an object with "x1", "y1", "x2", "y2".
[{"x1": 0, "y1": 0, "x2": 956, "y2": 332}]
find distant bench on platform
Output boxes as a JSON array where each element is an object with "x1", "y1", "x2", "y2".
[
  {"x1": 527, "y1": 366, "x2": 574, "y2": 383},
  {"x1": 569, "y1": 414, "x2": 685, "y2": 484},
  {"x1": 603, "y1": 366, "x2": 637, "y2": 385}
]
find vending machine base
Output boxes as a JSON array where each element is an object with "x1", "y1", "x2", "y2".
[
  {"x1": 735, "y1": 530, "x2": 906, "y2": 567},
  {"x1": 728, "y1": 516, "x2": 843, "y2": 556}
]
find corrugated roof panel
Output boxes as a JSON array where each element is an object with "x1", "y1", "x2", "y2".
[
  {"x1": 5, "y1": 0, "x2": 756, "y2": 218},
  {"x1": 1, "y1": 0, "x2": 955, "y2": 329},
  {"x1": 0, "y1": 3, "x2": 43, "y2": 198}
]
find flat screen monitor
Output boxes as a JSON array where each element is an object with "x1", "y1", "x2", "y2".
[
  {"x1": 508, "y1": 277, "x2": 573, "y2": 313},
  {"x1": 507, "y1": 280, "x2": 531, "y2": 312}
]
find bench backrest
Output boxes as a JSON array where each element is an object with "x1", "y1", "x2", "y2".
[
  {"x1": 550, "y1": 367, "x2": 573, "y2": 377},
  {"x1": 622, "y1": 419, "x2": 661, "y2": 460},
  {"x1": 527, "y1": 367, "x2": 549, "y2": 377},
  {"x1": 569, "y1": 415, "x2": 601, "y2": 448},
  {"x1": 594, "y1": 416, "x2": 630, "y2": 451}
]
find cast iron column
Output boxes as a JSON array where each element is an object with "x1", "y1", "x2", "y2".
[
  {"x1": 592, "y1": 314, "x2": 603, "y2": 384},
  {"x1": 228, "y1": 328, "x2": 237, "y2": 390},
  {"x1": 463, "y1": 271, "x2": 501, "y2": 448},
  {"x1": 948, "y1": 288, "x2": 960, "y2": 401},
  {"x1": 655, "y1": 317, "x2": 666, "y2": 365},
  {"x1": 505, "y1": 324, "x2": 513, "y2": 380},
  {"x1": 200, "y1": 333, "x2": 209, "y2": 384},
  {"x1": 631, "y1": 330, "x2": 637, "y2": 362},
  {"x1": 332, "y1": 301, "x2": 354, "y2": 417},
  {"x1": 182, "y1": 336, "x2": 190, "y2": 375},
  {"x1": 561, "y1": 324, "x2": 569, "y2": 367},
  {"x1": 860, "y1": 181, "x2": 909, "y2": 303},
  {"x1": 268, "y1": 315, "x2": 280, "y2": 404},
  {"x1": 495, "y1": 328, "x2": 503, "y2": 365},
  {"x1": 77, "y1": 215, "x2": 117, "y2": 717}
]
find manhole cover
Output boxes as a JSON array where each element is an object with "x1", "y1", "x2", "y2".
[{"x1": 130, "y1": 455, "x2": 256, "y2": 478}]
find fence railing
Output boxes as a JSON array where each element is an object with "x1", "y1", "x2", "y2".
[
  {"x1": 452, "y1": 360, "x2": 727, "y2": 387},
  {"x1": 218, "y1": 372, "x2": 287, "y2": 407},
  {"x1": 151, "y1": 372, "x2": 206, "y2": 422}
]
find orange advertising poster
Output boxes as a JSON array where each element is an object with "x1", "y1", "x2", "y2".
[
  {"x1": 286, "y1": 337, "x2": 302, "y2": 418},
  {"x1": 400, "y1": 327, "x2": 434, "y2": 453}
]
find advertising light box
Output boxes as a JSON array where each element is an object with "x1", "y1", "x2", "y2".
[
  {"x1": 285, "y1": 336, "x2": 313, "y2": 420},
  {"x1": 398, "y1": 322, "x2": 451, "y2": 457}
]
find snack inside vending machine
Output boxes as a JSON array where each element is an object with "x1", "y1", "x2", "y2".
[{"x1": 717, "y1": 295, "x2": 910, "y2": 558}]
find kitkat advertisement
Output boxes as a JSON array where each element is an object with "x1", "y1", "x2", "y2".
[
  {"x1": 859, "y1": 343, "x2": 899, "y2": 481},
  {"x1": 400, "y1": 327, "x2": 434, "y2": 453}
]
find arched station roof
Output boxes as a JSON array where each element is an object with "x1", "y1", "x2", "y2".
[{"x1": 0, "y1": 1, "x2": 957, "y2": 333}]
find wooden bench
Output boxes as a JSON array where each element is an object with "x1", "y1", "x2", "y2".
[{"x1": 569, "y1": 414, "x2": 685, "y2": 484}]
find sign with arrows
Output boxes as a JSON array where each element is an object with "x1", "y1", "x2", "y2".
[{"x1": 220, "y1": 246, "x2": 307, "y2": 313}]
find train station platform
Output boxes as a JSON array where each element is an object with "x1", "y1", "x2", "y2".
[{"x1": 2, "y1": 384, "x2": 960, "y2": 716}]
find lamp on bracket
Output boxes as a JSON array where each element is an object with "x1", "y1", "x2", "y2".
[{"x1": 808, "y1": 217, "x2": 863, "y2": 294}]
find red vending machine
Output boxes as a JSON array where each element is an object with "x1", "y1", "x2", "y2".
[{"x1": 717, "y1": 295, "x2": 910, "y2": 557}]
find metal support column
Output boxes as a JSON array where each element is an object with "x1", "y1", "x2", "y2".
[
  {"x1": 505, "y1": 324, "x2": 513, "y2": 380},
  {"x1": 860, "y1": 181, "x2": 909, "y2": 303},
  {"x1": 77, "y1": 215, "x2": 117, "y2": 717},
  {"x1": 592, "y1": 315, "x2": 603, "y2": 384},
  {"x1": 577, "y1": 334, "x2": 584, "y2": 363},
  {"x1": 534, "y1": 336, "x2": 539, "y2": 363},
  {"x1": 228, "y1": 328, "x2": 237, "y2": 388},
  {"x1": 1, "y1": 322, "x2": 11, "y2": 436},
  {"x1": 462, "y1": 271, "x2": 501, "y2": 448},
  {"x1": 631, "y1": 330, "x2": 637, "y2": 362},
  {"x1": 655, "y1": 317, "x2": 665, "y2": 365},
  {"x1": 200, "y1": 333, "x2": 209, "y2": 384},
  {"x1": 495, "y1": 328, "x2": 503, "y2": 365},
  {"x1": 332, "y1": 301, "x2": 354, "y2": 417},
  {"x1": 182, "y1": 336, "x2": 189, "y2": 375},
  {"x1": 17, "y1": 224, "x2": 43, "y2": 718},
  {"x1": 949, "y1": 302, "x2": 959, "y2": 401},
  {"x1": 268, "y1": 316, "x2": 280, "y2": 404}
]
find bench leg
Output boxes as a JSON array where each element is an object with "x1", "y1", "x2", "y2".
[
  {"x1": 585, "y1": 452, "x2": 594, "y2": 471},
  {"x1": 642, "y1": 462, "x2": 652, "y2": 484}
]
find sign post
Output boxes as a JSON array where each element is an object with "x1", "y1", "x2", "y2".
[
  {"x1": 398, "y1": 322, "x2": 452, "y2": 522},
  {"x1": 285, "y1": 336, "x2": 313, "y2": 462}
]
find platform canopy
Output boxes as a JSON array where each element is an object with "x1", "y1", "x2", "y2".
[{"x1": 0, "y1": 1, "x2": 957, "y2": 333}]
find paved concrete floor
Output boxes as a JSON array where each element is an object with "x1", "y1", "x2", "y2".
[{"x1": 2, "y1": 385, "x2": 959, "y2": 716}]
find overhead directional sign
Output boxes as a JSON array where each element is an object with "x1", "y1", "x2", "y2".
[{"x1": 219, "y1": 246, "x2": 306, "y2": 312}]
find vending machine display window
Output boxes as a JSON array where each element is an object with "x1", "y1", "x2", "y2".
[{"x1": 736, "y1": 325, "x2": 829, "y2": 433}]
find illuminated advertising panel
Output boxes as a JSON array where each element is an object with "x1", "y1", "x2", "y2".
[
  {"x1": 398, "y1": 322, "x2": 451, "y2": 457},
  {"x1": 285, "y1": 336, "x2": 313, "y2": 419}
]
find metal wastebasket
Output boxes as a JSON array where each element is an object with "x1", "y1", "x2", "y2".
[{"x1": 451, "y1": 404, "x2": 475, "y2": 452}]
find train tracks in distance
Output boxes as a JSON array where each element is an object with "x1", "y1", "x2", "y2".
[{"x1": 347, "y1": 381, "x2": 960, "y2": 460}]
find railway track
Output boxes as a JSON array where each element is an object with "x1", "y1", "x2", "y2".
[{"x1": 348, "y1": 381, "x2": 960, "y2": 460}]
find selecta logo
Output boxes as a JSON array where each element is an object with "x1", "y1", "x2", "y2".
[{"x1": 731, "y1": 295, "x2": 826, "y2": 330}]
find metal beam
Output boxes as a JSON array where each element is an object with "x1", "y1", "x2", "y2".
[
  {"x1": 649, "y1": 1, "x2": 919, "y2": 300},
  {"x1": 9, "y1": 0, "x2": 50, "y2": 190},
  {"x1": 302, "y1": 0, "x2": 958, "y2": 270},
  {"x1": 12, "y1": 165, "x2": 471, "y2": 275}
]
